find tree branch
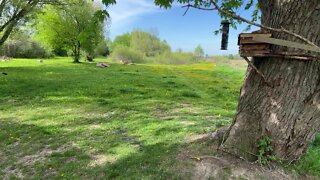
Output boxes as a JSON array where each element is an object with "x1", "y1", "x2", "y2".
[
  {"x1": 209, "y1": 0, "x2": 320, "y2": 49},
  {"x1": 182, "y1": 4, "x2": 216, "y2": 16},
  {"x1": 0, "y1": 20, "x2": 18, "y2": 45}
]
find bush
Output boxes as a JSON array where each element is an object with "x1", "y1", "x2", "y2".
[
  {"x1": 147, "y1": 52, "x2": 198, "y2": 64},
  {"x1": 0, "y1": 39, "x2": 51, "y2": 58},
  {"x1": 110, "y1": 46, "x2": 145, "y2": 64},
  {"x1": 52, "y1": 47, "x2": 68, "y2": 57},
  {"x1": 228, "y1": 54, "x2": 234, "y2": 60},
  {"x1": 94, "y1": 40, "x2": 110, "y2": 57}
]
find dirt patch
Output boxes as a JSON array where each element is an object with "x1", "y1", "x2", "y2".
[
  {"x1": 154, "y1": 103, "x2": 203, "y2": 121},
  {"x1": 88, "y1": 124, "x2": 101, "y2": 129},
  {"x1": 153, "y1": 106, "x2": 177, "y2": 120},
  {"x1": 186, "y1": 133, "x2": 211, "y2": 143},
  {"x1": 3, "y1": 145, "x2": 68, "y2": 179},
  {"x1": 191, "y1": 155, "x2": 297, "y2": 180},
  {"x1": 171, "y1": 103, "x2": 202, "y2": 115},
  {"x1": 89, "y1": 154, "x2": 117, "y2": 167},
  {"x1": 17, "y1": 146, "x2": 67, "y2": 165},
  {"x1": 176, "y1": 136, "x2": 306, "y2": 180}
]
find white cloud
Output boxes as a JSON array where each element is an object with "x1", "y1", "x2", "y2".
[{"x1": 106, "y1": 0, "x2": 161, "y2": 31}]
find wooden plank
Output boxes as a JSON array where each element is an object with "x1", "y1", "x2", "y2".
[
  {"x1": 240, "y1": 38, "x2": 267, "y2": 44},
  {"x1": 240, "y1": 50, "x2": 271, "y2": 55},
  {"x1": 239, "y1": 33, "x2": 272, "y2": 38},
  {"x1": 240, "y1": 53, "x2": 316, "y2": 61},
  {"x1": 253, "y1": 36, "x2": 320, "y2": 53},
  {"x1": 238, "y1": 33, "x2": 272, "y2": 45},
  {"x1": 240, "y1": 44, "x2": 270, "y2": 50},
  {"x1": 240, "y1": 53, "x2": 270, "y2": 57}
]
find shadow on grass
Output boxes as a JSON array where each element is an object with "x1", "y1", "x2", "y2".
[{"x1": 0, "y1": 119, "x2": 187, "y2": 179}]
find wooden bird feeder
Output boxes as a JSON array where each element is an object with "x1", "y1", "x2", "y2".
[
  {"x1": 238, "y1": 32, "x2": 272, "y2": 57},
  {"x1": 221, "y1": 20, "x2": 231, "y2": 50},
  {"x1": 238, "y1": 31, "x2": 320, "y2": 60}
]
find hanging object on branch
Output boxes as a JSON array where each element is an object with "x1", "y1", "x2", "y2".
[{"x1": 220, "y1": 20, "x2": 230, "y2": 50}]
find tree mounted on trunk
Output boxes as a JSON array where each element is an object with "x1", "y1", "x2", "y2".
[{"x1": 109, "y1": 0, "x2": 320, "y2": 162}]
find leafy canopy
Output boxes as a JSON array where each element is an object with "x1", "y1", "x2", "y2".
[
  {"x1": 112, "y1": 30, "x2": 171, "y2": 57},
  {"x1": 0, "y1": 0, "x2": 62, "y2": 45},
  {"x1": 36, "y1": 0, "x2": 105, "y2": 61},
  {"x1": 100, "y1": 0, "x2": 260, "y2": 29}
]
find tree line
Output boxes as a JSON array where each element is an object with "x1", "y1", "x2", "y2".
[
  {"x1": 0, "y1": 0, "x2": 109, "y2": 62},
  {"x1": 110, "y1": 30, "x2": 205, "y2": 64}
]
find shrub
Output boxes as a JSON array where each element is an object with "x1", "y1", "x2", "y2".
[
  {"x1": 110, "y1": 46, "x2": 145, "y2": 64},
  {"x1": 147, "y1": 52, "x2": 198, "y2": 64},
  {"x1": 0, "y1": 39, "x2": 51, "y2": 58},
  {"x1": 228, "y1": 54, "x2": 234, "y2": 60},
  {"x1": 94, "y1": 40, "x2": 110, "y2": 57},
  {"x1": 112, "y1": 30, "x2": 171, "y2": 58}
]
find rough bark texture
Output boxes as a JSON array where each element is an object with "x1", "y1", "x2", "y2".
[{"x1": 223, "y1": 0, "x2": 320, "y2": 161}]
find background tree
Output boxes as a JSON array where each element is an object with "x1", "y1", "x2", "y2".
[
  {"x1": 194, "y1": 44, "x2": 204, "y2": 58},
  {"x1": 0, "y1": 28, "x2": 49, "y2": 58},
  {"x1": 102, "y1": 0, "x2": 320, "y2": 161},
  {"x1": 160, "y1": 40, "x2": 171, "y2": 54},
  {"x1": 111, "y1": 33, "x2": 131, "y2": 49},
  {"x1": 131, "y1": 30, "x2": 162, "y2": 57},
  {"x1": 94, "y1": 38, "x2": 111, "y2": 57},
  {"x1": 35, "y1": 0, "x2": 105, "y2": 62},
  {"x1": 0, "y1": 0, "x2": 62, "y2": 46},
  {"x1": 109, "y1": 30, "x2": 200, "y2": 64},
  {"x1": 111, "y1": 30, "x2": 171, "y2": 57}
]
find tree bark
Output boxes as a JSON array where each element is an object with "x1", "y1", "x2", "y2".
[
  {"x1": 73, "y1": 42, "x2": 81, "y2": 63},
  {"x1": 223, "y1": 0, "x2": 320, "y2": 161},
  {"x1": 86, "y1": 54, "x2": 94, "y2": 62}
]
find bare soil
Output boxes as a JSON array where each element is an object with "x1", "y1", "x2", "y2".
[{"x1": 176, "y1": 135, "x2": 314, "y2": 180}]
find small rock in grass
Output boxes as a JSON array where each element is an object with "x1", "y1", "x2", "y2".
[
  {"x1": 96, "y1": 62, "x2": 110, "y2": 68},
  {"x1": 2, "y1": 56, "x2": 12, "y2": 61}
]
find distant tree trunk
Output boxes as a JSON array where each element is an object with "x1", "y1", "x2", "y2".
[
  {"x1": 223, "y1": 0, "x2": 320, "y2": 161},
  {"x1": 73, "y1": 41, "x2": 81, "y2": 63},
  {"x1": 86, "y1": 54, "x2": 94, "y2": 62}
]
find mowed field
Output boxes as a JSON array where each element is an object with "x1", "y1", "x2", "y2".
[{"x1": 0, "y1": 58, "x2": 319, "y2": 179}]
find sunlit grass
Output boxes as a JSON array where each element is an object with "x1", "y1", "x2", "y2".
[
  {"x1": 0, "y1": 58, "x2": 244, "y2": 178},
  {"x1": 0, "y1": 58, "x2": 318, "y2": 178}
]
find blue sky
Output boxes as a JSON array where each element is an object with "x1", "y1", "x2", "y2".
[{"x1": 106, "y1": 0, "x2": 258, "y2": 55}]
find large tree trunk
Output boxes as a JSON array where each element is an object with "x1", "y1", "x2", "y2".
[{"x1": 222, "y1": 0, "x2": 320, "y2": 161}]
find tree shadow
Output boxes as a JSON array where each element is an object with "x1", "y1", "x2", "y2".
[{"x1": 0, "y1": 117, "x2": 191, "y2": 179}]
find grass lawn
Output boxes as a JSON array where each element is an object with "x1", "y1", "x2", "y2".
[{"x1": 0, "y1": 58, "x2": 319, "y2": 179}]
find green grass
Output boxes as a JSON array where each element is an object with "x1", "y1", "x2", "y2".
[
  {"x1": 0, "y1": 58, "x2": 243, "y2": 179},
  {"x1": 294, "y1": 134, "x2": 320, "y2": 176},
  {"x1": 0, "y1": 58, "x2": 319, "y2": 178}
]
